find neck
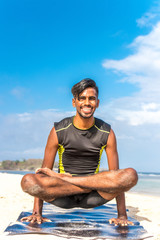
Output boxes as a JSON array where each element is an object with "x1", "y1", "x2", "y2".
[{"x1": 73, "y1": 114, "x2": 95, "y2": 130}]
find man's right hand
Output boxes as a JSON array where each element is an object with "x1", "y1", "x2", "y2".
[
  {"x1": 21, "y1": 213, "x2": 51, "y2": 224},
  {"x1": 36, "y1": 167, "x2": 72, "y2": 178}
]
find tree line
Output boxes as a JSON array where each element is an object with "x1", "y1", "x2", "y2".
[{"x1": 0, "y1": 159, "x2": 59, "y2": 171}]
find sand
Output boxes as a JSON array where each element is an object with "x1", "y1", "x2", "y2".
[{"x1": 0, "y1": 172, "x2": 159, "y2": 240}]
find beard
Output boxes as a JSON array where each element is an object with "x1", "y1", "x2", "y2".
[{"x1": 77, "y1": 108, "x2": 95, "y2": 119}]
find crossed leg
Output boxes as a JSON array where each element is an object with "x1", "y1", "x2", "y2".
[{"x1": 21, "y1": 168, "x2": 138, "y2": 203}]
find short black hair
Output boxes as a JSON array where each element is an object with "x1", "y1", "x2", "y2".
[{"x1": 71, "y1": 78, "x2": 99, "y2": 99}]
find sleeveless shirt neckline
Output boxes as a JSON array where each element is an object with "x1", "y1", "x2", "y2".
[{"x1": 72, "y1": 116, "x2": 95, "y2": 131}]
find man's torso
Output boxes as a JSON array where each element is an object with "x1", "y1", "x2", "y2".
[{"x1": 54, "y1": 116, "x2": 111, "y2": 175}]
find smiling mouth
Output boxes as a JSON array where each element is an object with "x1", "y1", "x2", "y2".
[{"x1": 81, "y1": 107, "x2": 92, "y2": 114}]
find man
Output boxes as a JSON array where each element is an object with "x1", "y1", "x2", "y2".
[{"x1": 21, "y1": 78, "x2": 138, "y2": 226}]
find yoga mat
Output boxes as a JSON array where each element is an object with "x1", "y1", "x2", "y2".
[{"x1": 5, "y1": 203, "x2": 151, "y2": 239}]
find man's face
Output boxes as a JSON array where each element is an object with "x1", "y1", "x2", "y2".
[{"x1": 72, "y1": 87, "x2": 99, "y2": 119}]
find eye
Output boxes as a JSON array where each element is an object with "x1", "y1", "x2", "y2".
[
  {"x1": 78, "y1": 96, "x2": 86, "y2": 101},
  {"x1": 89, "y1": 96, "x2": 96, "y2": 101}
]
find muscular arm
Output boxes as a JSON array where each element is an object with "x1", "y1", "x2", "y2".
[
  {"x1": 34, "y1": 126, "x2": 59, "y2": 211},
  {"x1": 42, "y1": 127, "x2": 59, "y2": 169},
  {"x1": 21, "y1": 127, "x2": 59, "y2": 223},
  {"x1": 106, "y1": 129, "x2": 130, "y2": 225}
]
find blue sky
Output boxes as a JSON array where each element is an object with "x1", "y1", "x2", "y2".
[{"x1": 0, "y1": 0, "x2": 160, "y2": 172}]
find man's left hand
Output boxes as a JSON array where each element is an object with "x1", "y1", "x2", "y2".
[
  {"x1": 35, "y1": 167, "x2": 72, "y2": 178},
  {"x1": 109, "y1": 216, "x2": 134, "y2": 226}
]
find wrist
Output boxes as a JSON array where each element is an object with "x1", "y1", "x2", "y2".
[
  {"x1": 118, "y1": 214, "x2": 127, "y2": 220},
  {"x1": 33, "y1": 197, "x2": 43, "y2": 215},
  {"x1": 32, "y1": 210, "x2": 42, "y2": 215}
]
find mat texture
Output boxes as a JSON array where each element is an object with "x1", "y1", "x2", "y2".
[{"x1": 5, "y1": 203, "x2": 151, "y2": 239}]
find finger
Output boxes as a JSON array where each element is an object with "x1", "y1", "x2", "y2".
[
  {"x1": 43, "y1": 218, "x2": 52, "y2": 222},
  {"x1": 36, "y1": 167, "x2": 49, "y2": 172},
  {"x1": 127, "y1": 221, "x2": 134, "y2": 226},
  {"x1": 109, "y1": 218, "x2": 116, "y2": 224},
  {"x1": 114, "y1": 221, "x2": 121, "y2": 226},
  {"x1": 36, "y1": 168, "x2": 51, "y2": 175},
  {"x1": 109, "y1": 219, "x2": 113, "y2": 224},
  {"x1": 38, "y1": 216, "x2": 48, "y2": 224},
  {"x1": 61, "y1": 173, "x2": 72, "y2": 177},
  {"x1": 35, "y1": 168, "x2": 43, "y2": 173},
  {"x1": 31, "y1": 216, "x2": 37, "y2": 223},
  {"x1": 118, "y1": 220, "x2": 125, "y2": 226},
  {"x1": 21, "y1": 217, "x2": 28, "y2": 222},
  {"x1": 119, "y1": 220, "x2": 133, "y2": 226},
  {"x1": 120, "y1": 223, "x2": 125, "y2": 226},
  {"x1": 25, "y1": 216, "x2": 33, "y2": 222},
  {"x1": 37, "y1": 217, "x2": 42, "y2": 224}
]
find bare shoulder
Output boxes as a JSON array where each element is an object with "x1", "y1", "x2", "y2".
[
  {"x1": 49, "y1": 126, "x2": 57, "y2": 137},
  {"x1": 106, "y1": 128, "x2": 119, "y2": 169},
  {"x1": 46, "y1": 127, "x2": 59, "y2": 147},
  {"x1": 43, "y1": 127, "x2": 59, "y2": 168},
  {"x1": 107, "y1": 128, "x2": 117, "y2": 146}
]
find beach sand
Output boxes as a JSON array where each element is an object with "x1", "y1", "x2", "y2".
[{"x1": 0, "y1": 173, "x2": 159, "y2": 240}]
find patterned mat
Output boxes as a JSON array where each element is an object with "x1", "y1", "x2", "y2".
[{"x1": 5, "y1": 203, "x2": 151, "y2": 239}]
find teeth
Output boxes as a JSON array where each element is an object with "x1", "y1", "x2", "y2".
[{"x1": 82, "y1": 107, "x2": 92, "y2": 113}]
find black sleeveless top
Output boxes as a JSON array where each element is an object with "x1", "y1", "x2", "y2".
[{"x1": 54, "y1": 116, "x2": 111, "y2": 175}]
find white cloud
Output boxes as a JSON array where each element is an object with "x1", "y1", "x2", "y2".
[
  {"x1": 102, "y1": 21, "x2": 160, "y2": 126},
  {"x1": 0, "y1": 148, "x2": 44, "y2": 160},
  {"x1": 0, "y1": 106, "x2": 159, "y2": 171},
  {"x1": 136, "y1": 1, "x2": 160, "y2": 27},
  {"x1": 18, "y1": 112, "x2": 32, "y2": 122},
  {"x1": 100, "y1": 19, "x2": 160, "y2": 171},
  {"x1": 1, "y1": 19, "x2": 160, "y2": 171},
  {"x1": 103, "y1": 22, "x2": 160, "y2": 77},
  {"x1": 10, "y1": 86, "x2": 27, "y2": 100},
  {"x1": 117, "y1": 135, "x2": 134, "y2": 140},
  {"x1": 137, "y1": 12, "x2": 157, "y2": 27},
  {"x1": 0, "y1": 109, "x2": 75, "y2": 161},
  {"x1": 115, "y1": 108, "x2": 160, "y2": 126}
]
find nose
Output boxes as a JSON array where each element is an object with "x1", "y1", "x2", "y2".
[{"x1": 84, "y1": 97, "x2": 90, "y2": 105}]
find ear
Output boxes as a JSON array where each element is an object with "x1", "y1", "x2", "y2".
[
  {"x1": 96, "y1": 99, "x2": 100, "y2": 108},
  {"x1": 72, "y1": 98, "x2": 76, "y2": 107}
]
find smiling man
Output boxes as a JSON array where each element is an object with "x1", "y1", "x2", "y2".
[{"x1": 21, "y1": 78, "x2": 138, "y2": 226}]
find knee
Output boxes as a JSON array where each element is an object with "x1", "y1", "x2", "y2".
[
  {"x1": 21, "y1": 174, "x2": 42, "y2": 196},
  {"x1": 21, "y1": 174, "x2": 33, "y2": 192},
  {"x1": 125, "y1": 168, "x2": 138, "y2": 187}
]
